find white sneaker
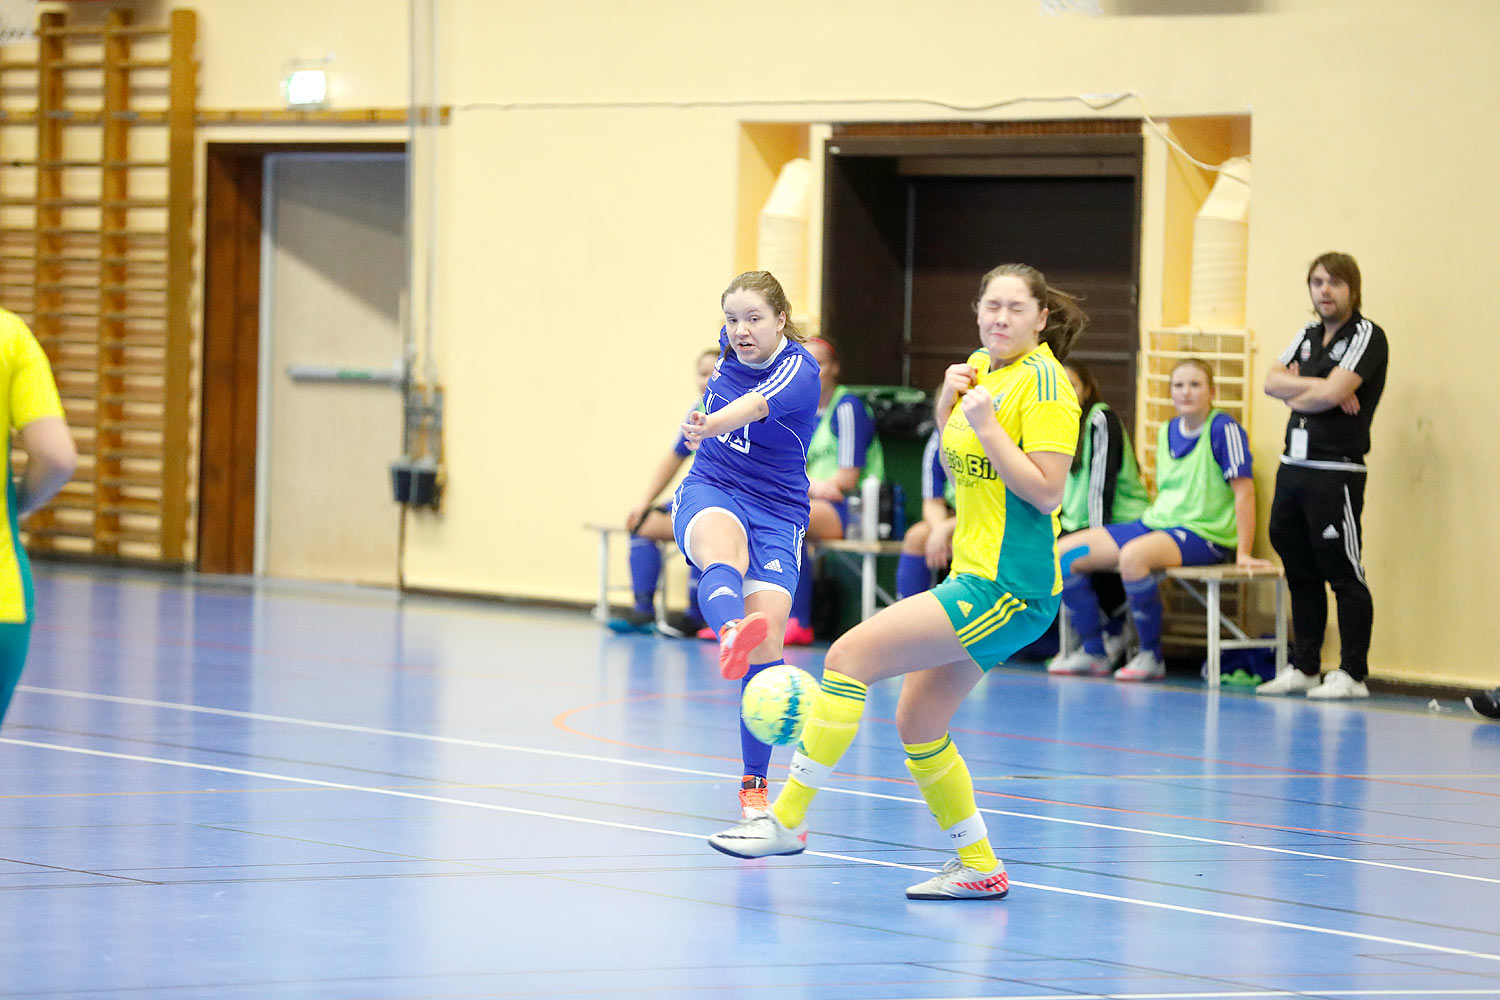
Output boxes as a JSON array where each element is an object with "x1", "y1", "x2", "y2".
[
  {"x1": 1048, "y1": 646, "x2": 1112, "y2": 676},
  {"x1": 1306, "y1": 668, "x2": 1369, "y2": 700},
  {"x1": 905, "y1": 857, "x2": 1010, "y2": 900},
  {"x1": 1256, "y1": 668, "x2": 1320, "y2": 696},
  {"x1": 707, "y1": 810, "x2": 807, "y2": 859},
  {"x1": 1114, "y1": 649, "x2": 1165, "y2": 681}
]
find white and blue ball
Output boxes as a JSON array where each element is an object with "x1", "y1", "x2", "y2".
[{"x1": 741, "y1": 665, "x2": 819, "y2": 746}]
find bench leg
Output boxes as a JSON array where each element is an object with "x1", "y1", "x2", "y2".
[
  {"x1": 862, "y1": 551, "x2": 877, "y2": 620},
  {"x1": 1205, "y1": 578, "x2": 1222, "y2": 687}
]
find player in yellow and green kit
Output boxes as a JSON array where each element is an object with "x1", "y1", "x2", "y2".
[
  {"x1": 0, "y1": 307, "x2": 77, "y2": 729},
  {"x1": 709, "y1": 264, "x2": 1085, "y2": 900}
]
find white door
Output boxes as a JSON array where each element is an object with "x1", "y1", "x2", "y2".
[{"x1": 259, "y1": 153, "x2": 406, "y2": 585}]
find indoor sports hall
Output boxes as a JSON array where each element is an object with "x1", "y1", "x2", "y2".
[{"x1": 2, "y1": 0, "x2": 1499, "y2": 998}]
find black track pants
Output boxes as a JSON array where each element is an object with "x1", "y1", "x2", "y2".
[{"x1": 1268, "y1": 463, "x2": 1373, "y2": 680}]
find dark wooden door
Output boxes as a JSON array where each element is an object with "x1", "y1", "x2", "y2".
[
  {"x1": 907, "y1": 175, "x2": 1138, "y2": 421},
  {"x1": 821, "y1": 132, "x2": 1141, "y2": 429}
]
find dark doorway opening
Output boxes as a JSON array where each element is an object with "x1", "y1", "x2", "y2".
[{"x1": 821, "y1": 130, "x2": 1142, "y2": 424}]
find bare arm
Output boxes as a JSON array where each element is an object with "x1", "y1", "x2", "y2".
[
  {"x1": 15, "y1": 416, "x2": 77, "y2": 516},
  {"x1": 681, "y1": 391, "x2": 769, "y2": 450},
  {"x1": 1285, "y1": 366, "x2": 1363, "y2": 414},
  {"x1": 959, "y1": 386, "x2": 1071, "y2": 512},
  {"x1": 809, "y1": 465, "x2": 861, "y2": 502},
  {"x1": 1265, "y1": 361, "x2": 1362, "y2": 414},
  {"x1": 1229, "y1": 476, "x2": 1274, "y2": 569}
]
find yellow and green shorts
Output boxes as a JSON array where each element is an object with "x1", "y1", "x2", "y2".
[{"x1": 931, "y1": 572, "x2": 1059, "y2": 672}]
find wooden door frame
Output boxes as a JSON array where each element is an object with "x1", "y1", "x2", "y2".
[{"x1": 197, "y1": 141, "x2": 405, "y2": 575}]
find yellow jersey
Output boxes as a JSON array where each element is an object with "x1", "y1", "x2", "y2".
[
  {"x1": 941, "y1": 344, "x2": 1079, "y2": 597},
  {"x1": 0, "y1": 308, "x2": 65, "y2": 623}
]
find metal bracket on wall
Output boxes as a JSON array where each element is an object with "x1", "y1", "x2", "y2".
[{"x1": 286, "y1": 363, "x2": 405, "y2": 385}]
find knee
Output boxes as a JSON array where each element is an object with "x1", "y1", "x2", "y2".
[
  {"x1": 1117, "y1": 544, "x2": 1154, "y2": 581},
  {"x1": 823, "y1": 636, "x2": 873, "y2": 684}
]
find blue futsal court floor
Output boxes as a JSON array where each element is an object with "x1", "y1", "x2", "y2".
[{"x1": 3, "y1": 565, "x2": 1499, "y2": 999}]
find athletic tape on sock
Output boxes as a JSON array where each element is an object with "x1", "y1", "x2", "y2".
[
  {"x1": 944, "y1": 812, "x2": 989, "y2": 847},
  {"x1": 787, "y1": 751, "x2": 834, "y2": 790}
]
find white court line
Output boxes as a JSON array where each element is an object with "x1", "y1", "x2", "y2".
[
  {"x1": 5, "y1": 734, "x2": 1500, "y2": 968},
  {"x1": 899, "y1": 992, "x2": 1500, "y2": 1000},
  {"x1": 18, "y1": 684, "x2": 1500, "y2": 887}
]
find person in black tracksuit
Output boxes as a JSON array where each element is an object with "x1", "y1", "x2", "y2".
[{"x1": 1259, "y1": 252, "x2": 1388, "y2": 700}]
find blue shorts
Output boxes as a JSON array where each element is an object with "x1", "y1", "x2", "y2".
[
  {"x1": 1104, "y1": 519, "x2": 1232, "y2": 566},
  {"x1": 671, "y1": 479, "x2": 806, "y2": 599}
]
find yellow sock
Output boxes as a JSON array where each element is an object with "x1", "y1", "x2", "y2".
[
  {"x1": 904, "y1": 734, "x2": 998, "y2": 873},
  {"x1": 772, "y1": 670, "x2": 867, "y2": 829}
]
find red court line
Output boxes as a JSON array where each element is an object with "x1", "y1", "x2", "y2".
[{"x1": 553, "y1": 691, "x2": 1495, "y2": 846}]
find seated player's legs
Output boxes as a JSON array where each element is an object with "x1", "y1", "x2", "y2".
[
  {"x1": 1053, "y1": 523, "x2": 1134, "y2": 672},
  {"x1": 1112, "y1": 527, "x2": 1228, "y2": 681}
]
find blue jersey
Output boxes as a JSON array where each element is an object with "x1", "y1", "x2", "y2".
[
  {"x1": 920, "y1": 427, "x2": 954, "y2": 504},
  {"x1": 1164, "y1": 412, "x2": 1253, "y2": 480},
  {"x1": 686, "y1": 332, "x2": 820, "y2": 527}
]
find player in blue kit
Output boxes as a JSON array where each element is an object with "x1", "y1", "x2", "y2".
[{"x1": 672, "y1": 270, "x2": 822, "y2": 818}]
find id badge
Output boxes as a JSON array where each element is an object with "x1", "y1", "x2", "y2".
[{"x1": 1289, "y1": 427, "x2": 1308, "y2": 461}]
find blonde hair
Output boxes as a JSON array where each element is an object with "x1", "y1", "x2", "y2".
[
  {"x1": 974, "y1": 263, "x2": 1088, "y2": 360},
  {"x1": 721, "y1": 270, "x2": 806, "y2": 343}
]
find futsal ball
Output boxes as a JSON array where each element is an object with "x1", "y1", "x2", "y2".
[{"x1": 741, "y1": 665, "x2": 819, "y2": 746}]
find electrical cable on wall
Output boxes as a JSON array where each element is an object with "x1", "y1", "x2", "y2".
[{"x1": 452, "y1": 91, "x2": 1245, "y2": 176}]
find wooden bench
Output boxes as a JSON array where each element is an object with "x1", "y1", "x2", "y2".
[
  {"x1": 809, "y1": 538, "x2": 904, "y2": 621},
  {"x1": 583, "y1": 522, "x2": 674, "y2": 625},
  {"x1": 1057, "y1": 564, "x2": 1287, "y2": 686},
  {"x1": 1164, "y1": 565, "x2": 1287, "y2": 686}
]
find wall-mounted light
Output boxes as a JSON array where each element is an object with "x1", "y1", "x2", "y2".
[{"x1": 282, "y1": 58, "x2": 331, "y2": 110}]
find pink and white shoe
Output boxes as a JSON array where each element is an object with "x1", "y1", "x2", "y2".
[{"x1": 717, "y1": 612, "x2": 769, "y2": 680}]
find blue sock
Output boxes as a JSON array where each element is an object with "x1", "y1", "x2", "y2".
[
  {"x1": 1061, "y1": 572, "x2": 1107, "y2": 656},
  {"x1": 740, "y1": 658, "x2": 779, "y2": 777},
  {"x1": 697, "y1": 562, "x2": 745, "y2": 634},
  {"x1": 686, "y1": 563, "x2": 703, "y2": 622},
  {"x1": 1125, "y1": 575, "x2": 1164, "y2": 657},
  {"x1": 627, "y1": 536, "x2": 661, "y2": 614},
  {"x1": 789, "y1": 549, "x2": 814, "y2": 625},
  {"x1": 896, "y1": 552, "x2": 932, "y2": 599}
]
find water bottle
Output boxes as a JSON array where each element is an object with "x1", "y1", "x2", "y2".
[{"x1": 846, "y1": 493, "x2": 863, "y2": 540}]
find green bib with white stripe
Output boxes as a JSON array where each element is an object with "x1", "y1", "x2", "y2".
[
  {"x1": 806, "y1": 386, "x2": 884, "y2": 484},
  {"x1": 1141, "y1": 409, "x2": 1238, "y2": 549}
]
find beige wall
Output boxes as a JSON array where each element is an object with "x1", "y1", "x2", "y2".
[{"x1": 163, "y1": 0, "x2": 1496, "y2": 685}]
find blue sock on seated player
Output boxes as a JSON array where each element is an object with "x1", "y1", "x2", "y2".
[
  {"x1": 896, "y1": 553, "x2": 932, "y2": 600},
  {"x1": 628, "y1": 536, "x2": 662, "y2": 615},
  {"x1": 1124, "y1": 574, "x2": 1164, "y2": 655},
  {"x1": 1060, "y1": 572, "x2": 1107, "y2": 656},
  {"x1": 697, "y1": 562, "x2": 746, "y2": 634},
  {"x1": 686, "y1": 563, "x2": 703, "y2": 621}
]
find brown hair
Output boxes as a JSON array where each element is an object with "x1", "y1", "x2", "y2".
[
  {"x1": 1307, "y1": 251, "x2": 1362, "y2": 312},
  {"x1": 974, "y1": 263, "x2": 1088, "y2": 361},
  {"x1": 721, "y1": 270, "x2": 806, "y2": 343},
  {"x1": 1065, "y1": 360, "x2": 1103, "y2": 473}
]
